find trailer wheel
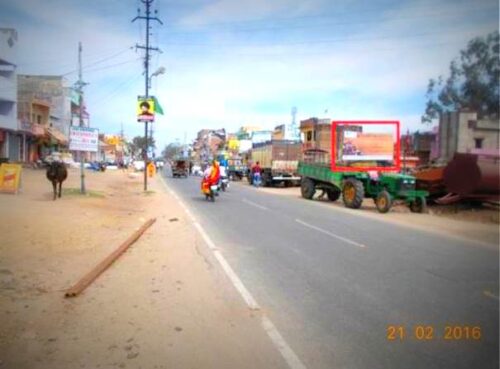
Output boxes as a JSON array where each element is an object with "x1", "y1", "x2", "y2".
[
  {"x1": 342, "y1": 178, "x2": 364, "y2": 209},
  {"x1": 326, "y1": 188, "x2": 341, "y2": 201},
  {"x1": 410, "y1": 196, "x2": 427, "y2": 213},
  {"x1": 301, "y1": 178, "x2": 316, "y2": 199},
  {"x1": 375, "y1": 190, "x2": 392, "y2": 213}
]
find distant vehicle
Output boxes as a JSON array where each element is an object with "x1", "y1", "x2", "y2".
[
  {"x1": 227, "y1": 157, "x2": 246, "y2": 180},
  {"x1": 133, "y1": 160, "x2": 145, "y2": 171},
  {"x1": 155, "y1": 160, "x2": 165, "y2": 169},
  {"x1": 191, "y1": 164, "x2": 202, "y2": 176},
  {"x1": 172, "y1": 159, "x2": 189, "y2": 178},
  {"x1": 89, "y1": 162, "x2": 106, "y2": 171},
  {"x1": 249, "y1": 140, "x2": 302, "y2": 187},
  {"x1": 44, "y1": 152, "x2": 79, "y2": 168}
]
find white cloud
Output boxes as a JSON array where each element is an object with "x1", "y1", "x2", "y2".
[
  {"x1": 3, "y1": 0, "x2": 496, "y2": 153},
  {"x1": 177, "y1": 0, "x2": 332, "y2": 28}
]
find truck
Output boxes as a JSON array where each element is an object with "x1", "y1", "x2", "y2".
[
  {"x1": 249, "y1": 140, "x2": 302, "y2": 187},
  {"x1": 227, "y1": 157, "x2": 246, "y2": 180},
  {"x1": 171, "y1": 159, "x2": 189, "y2": 178},
  {"x1": 297, "y1": 121, "x2": 428, "y2": 213}
]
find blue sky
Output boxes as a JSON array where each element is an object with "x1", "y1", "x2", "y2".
[{"x1": 0, "y1": 0, "x2": 498, "y2": 153}]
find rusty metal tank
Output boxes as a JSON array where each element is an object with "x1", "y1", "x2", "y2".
[{"x1": 443, "y1": 153, "x2": 499, "y2": 196}]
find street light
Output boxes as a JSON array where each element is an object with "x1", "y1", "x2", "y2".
[
  {"x1": 148, "y1": 66, "x2": 166, "y2": 159},
  {"x1": 149, "y1": 66, "x2": 166, "y2": 88}
]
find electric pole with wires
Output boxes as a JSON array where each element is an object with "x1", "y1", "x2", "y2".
[
  {"x1": 132, "y1": 0, "x2": 162, "y2": 191},
  {"x1": 75, "y1": 41, "x2": 88, "y2": 194}
]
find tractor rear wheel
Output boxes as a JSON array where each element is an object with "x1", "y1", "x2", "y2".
[
  {"x1": 375, "y1": 190, "x2": 392, "y2": 213},
  {"x1": 342, "y1": 178, "x2": 364, "y2": 209},
  {"x1": 301, "y1": 178, "x2": 316, "y2": 199},
  {"x1": 326, "y1": 187, "x2": 341, "y2": 201},
  {"x1": 410, "y1": 196, "x2": 427, "y2": 213}
]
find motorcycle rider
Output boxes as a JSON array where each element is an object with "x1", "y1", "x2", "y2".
[
  {"x1": 219, "y1": 163, "x2": 229, "y2": 191},
  {"x1": 201, "y1": 160, "x2": 221, "y2": 198}
]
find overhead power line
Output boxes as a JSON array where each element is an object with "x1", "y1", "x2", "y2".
[
  {"x1": 16, "y1": 47, "x2": 133, "y2": 69},
  {"x1": 61, "y1": 48, "x2": 136, "y2": 76}
]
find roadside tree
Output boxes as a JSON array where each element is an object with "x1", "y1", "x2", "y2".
[{"x1": 422, "y1": 31, "x2": 499, "y2": 123}]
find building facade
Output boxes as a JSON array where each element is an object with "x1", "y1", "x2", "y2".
[
  {"x1": 439, "y1": 111, "x2": 500, "y2": 162},
  {"x1": 0, "y1": 28, "x2": 19, "y2": 161},
  {"x1": 17, "y1": 75, "x2": 71, "y2": 161}
]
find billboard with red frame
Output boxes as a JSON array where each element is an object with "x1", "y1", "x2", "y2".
[{"x1": 331, "y1": 121, "x2": 401, "y2": 172}]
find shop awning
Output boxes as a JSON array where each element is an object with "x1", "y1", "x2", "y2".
[{"x1": 47, "y1": 127, "x2": 68, "y2": 144}]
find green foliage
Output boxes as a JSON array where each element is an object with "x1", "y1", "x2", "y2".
[
  {"x1": 127, "y1": 136, "x2": 156, "y2": 157},
  {"x1": 162, "y1": 142, "x2": 182, "y2": 160},
  {"x1": 422, "y1": 31, "x2": 499, "y2": 123}
]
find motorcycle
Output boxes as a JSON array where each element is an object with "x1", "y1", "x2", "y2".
[
  {"x1": 220, "y1": 176, "x2": 229, "y2": 192},
  {"x1": 205, "y1": 184, "x2": 218, "y2": 202}
]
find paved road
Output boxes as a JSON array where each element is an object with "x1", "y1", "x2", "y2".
[{"x1": 162, "y1": 171, "x2": 499, "y2": 369}]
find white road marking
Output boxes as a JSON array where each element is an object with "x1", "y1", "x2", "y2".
[
  {"x1": 242, "y1": 198, "x2": 269, "y2": 211},
  {"x1": 192, "y1": 221, "x2": 217, "y2": 250},
  {"x1": 211, "y1": 249, "x2": 260, "y2": 310},
  {"x1": 295, "y1": 219, "x2": 366, "y2": 248},
  {"x1": 261, "y1": 316, "x2": 307, "y2": 369},
  {"x1": 483, "y1": 290, "x2": 499, "y2": 301},
  {"x1": 159, "y1": 175, "x2": 307, "y2": 369}
]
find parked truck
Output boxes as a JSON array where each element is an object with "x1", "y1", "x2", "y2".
[
  {"x1": 249, "y1": 140, "x2": 302, "y2": 187},
  {"x1": 297, "y1": 121, "x2": 428, "y2": 213}
]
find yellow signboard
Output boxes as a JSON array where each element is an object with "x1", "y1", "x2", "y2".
[
  {"x1": 228, "y1": 138, "x2": 239, "y2": 150},
  {"x1": 137, "y1": 97, "x2": 155, "y2": 122},
  {"x1": 104, "y1": 135, "x2": 122, "y2": 146},
  {"x1": 0, "y1": 164, "x2": 22, "y2": 194}
]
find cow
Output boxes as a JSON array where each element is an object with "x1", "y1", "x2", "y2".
[{"x1": 46, "y1": 161, "x2": 68, "y2": 200}]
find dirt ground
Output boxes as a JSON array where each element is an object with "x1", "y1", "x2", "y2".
[
  {"x1": 0, "y1": 168, "x2": 286, "y2": 369},
  {"x1": 234, "y1": 181, "x2": 500, "y2": 248}
]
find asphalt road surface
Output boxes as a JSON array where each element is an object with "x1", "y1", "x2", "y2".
[{"x1": 162, "y1": 171, "x2": 499, "y2": 369}]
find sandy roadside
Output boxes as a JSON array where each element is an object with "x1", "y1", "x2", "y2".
[
  {"x1": 233, "y1": 181, "x2": 499, "y2": 248},
  {"x1": 0, "y1": 168, "x2": 287, "y2": 369}
]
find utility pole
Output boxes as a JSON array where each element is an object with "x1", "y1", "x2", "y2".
[
  {"x1": 150, "y1": 118, "x2": 154, "y2": 158},
  {"x1": 132, "y1": 0, "x2": 162, "y2": 191},
  {"x1": 75, "y1": 41, "x2": 87, "y2": 194}
]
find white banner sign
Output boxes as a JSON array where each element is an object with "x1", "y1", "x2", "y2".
[{"x1": 69, "y1": 126, "x2": 99, "y2": 152}]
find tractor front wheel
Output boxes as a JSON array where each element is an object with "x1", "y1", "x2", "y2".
[
  {"x1": 342, "y1": 178, "x2": 364, "y2": 209},
  {"x1": 301, "y1": 178, "x2": 316, "y2": 199},
  {"x1": 410, "y1": 196, "x2": 427, "y2": 213},
  {"x1": 375, "y1": 190, "x2": 392, "y2": 213}
]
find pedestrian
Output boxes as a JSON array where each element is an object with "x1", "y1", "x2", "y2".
[{"x1": 252, "y1": 161, "x2": 262, "y2": 187}]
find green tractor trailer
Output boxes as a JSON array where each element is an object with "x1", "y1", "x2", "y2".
[{"x1": 297, "y1": 121, "x2": 428, "y2": 213}]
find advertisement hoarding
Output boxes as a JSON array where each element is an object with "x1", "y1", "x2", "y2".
[
  {"x1": 341, "y1": 131, "x2": 394, "y2": 161},
  {"x1": 69, "y1": 126, "x2": 99, "y2": 152},
  {"x1": 332, "y1": 121, "x2": 400, "y2": 172},
  {"x1": 137, "y1": 96, "x2": 155, "y2": 122}
]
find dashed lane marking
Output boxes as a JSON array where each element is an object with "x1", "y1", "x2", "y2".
[
  {"x1": 242, "y1": 198, "x2": 269, "y2": 211},
  {"x1": 295, "y1": 219, "x2": 366, "y2": 248}
]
